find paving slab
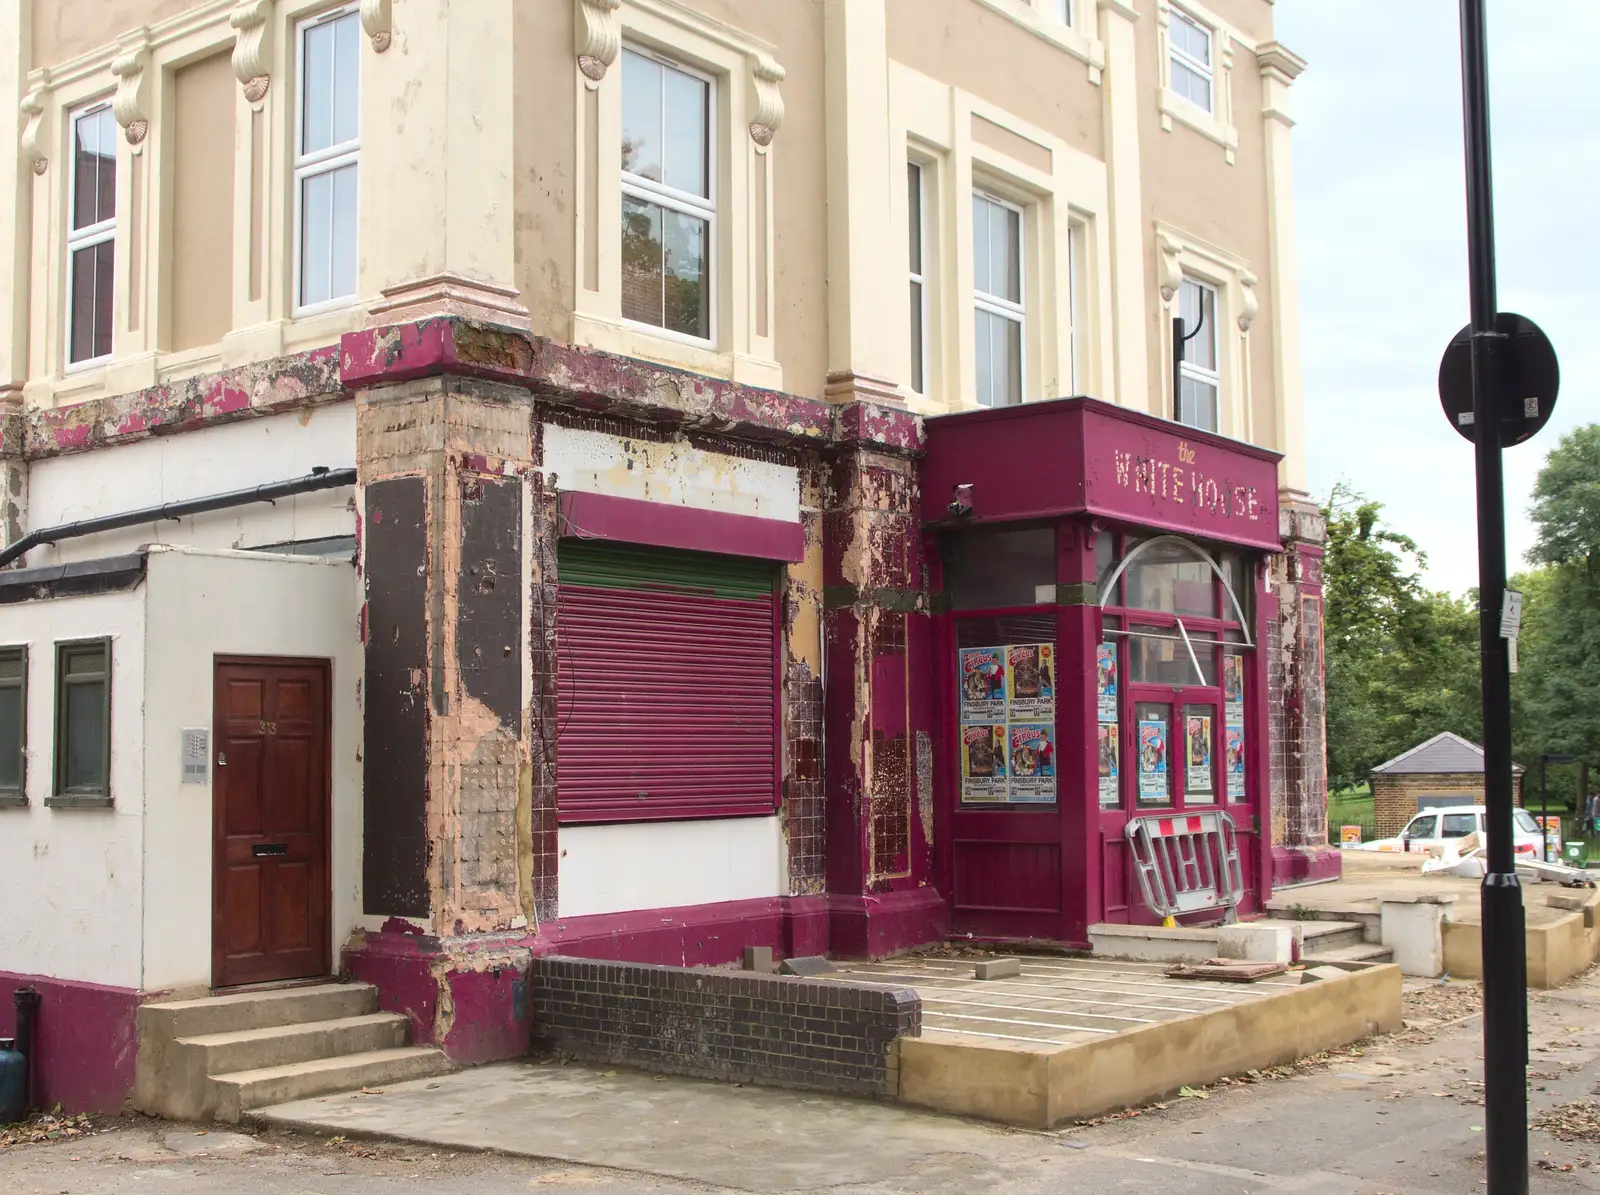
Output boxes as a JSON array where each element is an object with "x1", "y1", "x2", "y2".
[{"x1": 251, "y1": 1060, "x2": 1029, "y2": 1192}]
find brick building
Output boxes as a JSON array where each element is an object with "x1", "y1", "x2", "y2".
[
  {"x1": 1369, "y1": 731, "x2": 1526, "y2": 839},
  {"x1": 0, "y1": 0, "x2": 1328, "y2": 1112}
]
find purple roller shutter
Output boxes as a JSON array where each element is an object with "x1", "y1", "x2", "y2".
[{"x1": 555, "y1": 541, "x2": 780, "y2": 823}]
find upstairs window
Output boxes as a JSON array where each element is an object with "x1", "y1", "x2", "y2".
[
  {"x1": 1177, "y1": 276, "x2": 1218, "y2": 432},
  {"x1": 972, "y1": 193, "x2": 1024, "y2": 408},
  {"x1": 1168, "y1": 9, "x2": 1214, "y2": 113},
  {"x1": 621, "y1": 47, "x2": 713, "y2": 342},
  {"x1": 295, "y1": 6, "x2": 361, "y2": 312},
  {"x1": 908, "y1": 161, "x2": 927, "y2": 395},
  {"x1": 67, "y1": 103, "x2": 116, "y2": 366},
  {"x1": 1054, "y1": 0, "x2": 1073, "y2": 24}
]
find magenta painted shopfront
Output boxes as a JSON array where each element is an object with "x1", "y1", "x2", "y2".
[{"x1": 920, "y1": 398, "x2": 1283, "y2": 947}]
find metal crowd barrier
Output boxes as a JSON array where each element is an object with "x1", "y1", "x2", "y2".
[{"x1": 1125, "y1": 810, "x2": 1245, "y2": 927}]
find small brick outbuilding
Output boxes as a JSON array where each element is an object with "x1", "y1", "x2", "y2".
[{"x1": 1369, "y1": 732, "x2": 1526, "y2": 838}]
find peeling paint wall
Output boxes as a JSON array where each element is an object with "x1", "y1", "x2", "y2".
[
  {"x1": 822, "y1": 445, "x2": 930, "y2": 898},
  {"x1": 1269, "y1": 496, "x2": 1329, "y2": 855},
  {"x1": 356, "y1": 376, "x2": 536, "y2": 936}
]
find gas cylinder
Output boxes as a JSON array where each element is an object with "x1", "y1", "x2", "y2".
[{"x1": 0, "y1": 1037, "x2": 25, "y2": 1125}]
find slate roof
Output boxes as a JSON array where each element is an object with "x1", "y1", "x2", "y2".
[{"x1": 1369, "y1": 731, "x2": 1526, "y2": 776}]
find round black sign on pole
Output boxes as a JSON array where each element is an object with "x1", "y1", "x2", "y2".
[{"x1": 1438, "y1": 312, "x2": 1560, "y2": 447}]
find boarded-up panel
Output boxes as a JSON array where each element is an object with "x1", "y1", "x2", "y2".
[
  {"x1": 556, "y1": 541, "x2": 778, "y2": 823},
  {"x1": 952, "y1": 840, "x2": 1061, "y2": 914},
  {"x1": 171, "y1": 50, "x2": 235, "y2": 351},
  {"x1": 363, "y1": 477, "x2": 430, "y2": 916}
]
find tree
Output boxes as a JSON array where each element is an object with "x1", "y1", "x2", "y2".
[
  {"x1": 1528, "y1": 425, "x2": 1600, "y2": 570},
  {"x1": 1322, "y1": 486, "x2": 1484, "y2": 788},
  {"x1": 1514, "y1": 425, "x2": 1600, "y2": 776}
]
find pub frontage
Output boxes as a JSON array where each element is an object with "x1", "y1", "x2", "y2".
[{"x1": 919, "y1": 397, "x2": 1327, "y2": 946}]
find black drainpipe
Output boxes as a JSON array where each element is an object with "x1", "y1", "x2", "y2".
[
  {"x1": 0, "y1": 467, "x2": 357, "y2": 570},
  {"x1": 13, "y1": 987, "x2": 39, "y2": 1113}
]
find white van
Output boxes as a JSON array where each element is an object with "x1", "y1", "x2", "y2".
[{"x1": 1355, "y1": 805, "x2": 1546, "y2": 856}]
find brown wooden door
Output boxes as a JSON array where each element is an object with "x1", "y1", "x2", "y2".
[{"x1": 212, "y1": 658, "x2": 331, "y2": 988}]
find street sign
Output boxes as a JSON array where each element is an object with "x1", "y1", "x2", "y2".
[{"x1": 1438, "y1": 312, "x2": 1559, "y2": 446}]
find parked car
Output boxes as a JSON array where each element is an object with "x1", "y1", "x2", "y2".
[{"x1": 1350, "y1": 805, "x2": 1545, "y2": 856}]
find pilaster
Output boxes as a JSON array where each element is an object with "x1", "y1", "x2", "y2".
[
  {"x1": 1097, "y1": 0, "x2": 1151, "y2": 413},
  {"x1": 822, "y1": 0, "x2": 903, "y2": 405},
  {"x1": 0, "y1": 0, "x2": 28, "y2": 395},
  {"x1": 362, "y1": 0, "x2": 529, "y2": 329},
  {"x1": 1258, "y1": 41, "x2": 1308, "y2": 491},
  {"x1": 1269, "y1": 489, "x2": 1335, "y2": 885},
  {"x1": 355, "y1": 373, "x2": 537, "y2": 935},
  {"x1": 822, "y1": 410, "x2": 943, "y2": 955}
]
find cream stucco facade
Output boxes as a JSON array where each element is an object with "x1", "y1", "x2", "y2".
[{"x1": 0, "y1": 0, "x2": 1306, "y2": 477}]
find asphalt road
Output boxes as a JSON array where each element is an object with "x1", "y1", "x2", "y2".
[{"x1": 5, "y1": 969, "x2": 1600, "y2": 1193}]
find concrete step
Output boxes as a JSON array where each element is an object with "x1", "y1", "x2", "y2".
[
  {"x1": 1295, "y1": 920, "x2": 1367, "y2": 953},
  {"x1": 215, "y1": 1046, "x2": 450, "y2": 1123},
  {"x1": 1266, "y1": 900, "x2": 1382, "y2": 943},
  {"x1": 180, "y1": 1012, "x2": 410, "y2": 1077},
  {"x1": 140, "y1": 983, "x2": 378, "y2": 1039},
  {"x1": 1303, "y1": 942, "x2": 1394, "y2": 968}
]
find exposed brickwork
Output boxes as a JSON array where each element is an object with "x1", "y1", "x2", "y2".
[
  {"x1": 1371, "y1": 772, "x2": 1527, "y2": 839},
  {"x1": 1272, "y1": 495, "x2": 1329, "y2": 856},
  {"x1": 530, "y1": 956, "x2": 920, "y2": 1097},
  {"x1": 525, "y1": 464, "x2": 561, "y2": 925}
]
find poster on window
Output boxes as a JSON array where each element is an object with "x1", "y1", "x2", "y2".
[
  {"x1": 960, "y1": 724, "x2": 1008, "y2": 802},
  {"x1": 959, "y1": 647, "x2": 1007, "y2": 724},
  {"x1": 1225, "y1": 723, "x2": 1246, "y2": 798},
  {"x1": 1096, "y1": 643, "x2": 1118, "y2": 723},
  {"x1": 1185, "y1": 714, "x2": 1213, "y2": 797},
  {"x1": 1007, "y1": 724, "x2": 1056, "y2": 802},
  {"x1": 1097, "y1": 722, "x2": 1120, "y2": 807},
  {"x1": 1006, "y1": 644, "x2": 1056, "y2": 722},
  {"x1": 1138, "y1": 719, "x2": 1168, "y2": 801},
  {"x1": 1223, "y1": 655, "x2": 1245, "y2": 720}
]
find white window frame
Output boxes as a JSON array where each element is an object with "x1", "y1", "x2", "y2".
[
  {"x1": 972, "y1": 190, "x2": 1027, "y2": 409},
  {"x1": 1168, "y1": 8, "x2": 1214, "y2": 115},
  {"x1": 64, "y1": 100, "x2": 116, "y2": 371},
  {"x1": 292, "y1": 3, "x2": 362, "y2": 318},
  {"x1": 618, "y1": 45, "x2": 719, "y2": 350},
  {"x1": 1177, "y1": 276, "x2": 1219, "y2": 431},
  {"x1": 908, "y1": 159, "x2": 928, "y2": 396}
]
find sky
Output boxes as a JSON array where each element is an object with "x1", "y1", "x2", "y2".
[{"x1": 1274, "y1": 0, "x2": 1598, "y2": 595}]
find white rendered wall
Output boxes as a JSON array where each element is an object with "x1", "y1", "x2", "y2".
[
  {"x1": 25, "y1": 404, "x2": 357, "y2": 567},
  {"x1": 540, "y1": 424, "x2": 800, "y2": 523},
  {"x1": 0, "y1": 589, "x2": 147, "y2": 989},
  {"x1": 140, "y1": 547, "x2": 363, "y2": 992},
  {"x1": 558, "y1": 816, "x2": 787, "y2": 919}
]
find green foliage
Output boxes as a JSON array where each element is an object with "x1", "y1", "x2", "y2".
[
  {"x1": 1514, "y1": 426, "x2": 1600, "y2": 777},
  {"x1": 1321, "y1": 485, "x2": 1483, "y2": 789},
  {"x1": 1528, "y1": 425, "x2": 1600, "y2": 569}
]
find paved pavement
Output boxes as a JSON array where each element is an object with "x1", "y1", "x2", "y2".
[{"x1": 6, "y1": 970, "x2": 1600, "y2": 1193}]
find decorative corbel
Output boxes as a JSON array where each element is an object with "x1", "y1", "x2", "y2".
[
  {"x1": 575, "y1": 0, "x2": 622, "y2": 87},
  {"x1": 20, "y1": 70, "x2": 50, "y2": 176},
  {"x1": 360, "y1": 0, "x2": 392, "y2": 52},
  {"x1": 748, "y1": 53, "x2": 785, "y2": 149},
  {"x1": 110, "y1": 30, "x2": 153, "y2": 151},
  {"x1": 1156, "y1": 232, "x2": 1183, "y2": 303},
  {"x1": 1237, "y1": 271, "x2": 1259, "y2": 333},
  {"x1": 230, "y1": 0, "x2": 275, "y2": 106}
]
